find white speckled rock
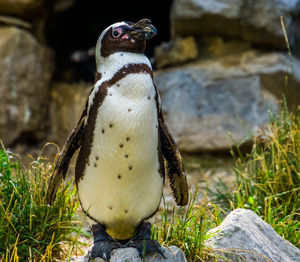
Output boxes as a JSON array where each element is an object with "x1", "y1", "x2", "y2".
[
  {"x1": 205, "y1": 208, "x2": 300, "y2": 262},
  {"x1": 70, "y1": 246, "x2": 187, "y2": 262}
]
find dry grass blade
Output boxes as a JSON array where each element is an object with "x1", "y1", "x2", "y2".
[{"x1": 0, "y1": 142, "x2": 82, "y2": 261}]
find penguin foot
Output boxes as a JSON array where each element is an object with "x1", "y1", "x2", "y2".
[
  {"x1": 89, "y1": 222, "x2": 165, "y2": 260},
  {"x1": 127, "y1": 238, "x2": 165, "y2": 259},
  {"x1": 126, "y1": 222, "x2": 166, "y2": 259},
  {"x1": 90, "y1": 224, "x2": 120, "y2": 260},
  {"x1": 90, "y1": 240, "x2": 120, "y2": 260}
]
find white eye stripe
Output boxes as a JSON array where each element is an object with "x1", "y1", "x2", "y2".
[{"x1": 96, "y1": 22, "x2": 130, "y2": 66}]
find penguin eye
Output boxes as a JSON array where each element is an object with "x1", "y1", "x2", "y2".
[{"x1": 112, "y1": 29, "x2": 122, "y2": 38}]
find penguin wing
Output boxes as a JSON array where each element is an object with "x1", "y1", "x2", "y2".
[
  {"x1": 155, "y1": 87, "x2": 188, "y2": 206},
  {"x1": 46, "y1": 102, "x2": 88, "y2": 205}
]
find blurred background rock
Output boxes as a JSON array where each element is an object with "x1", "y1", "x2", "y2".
[{"x1": 0, "y1": 0, "x2": 300, "y2": 166}]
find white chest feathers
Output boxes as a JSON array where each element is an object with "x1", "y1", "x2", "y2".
[{"x1": 77, "y1": 71, "x2": 164, "y2": 240}]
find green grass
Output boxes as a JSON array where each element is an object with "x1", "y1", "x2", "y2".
[
  {"x1": 1, "y1": 98, "x2": 299, "y2": 261},
  {"x1": 152, "y1": 187, "x2": 224, "y2": 262},
  {"x1": 0, "y1": 142, "x2": 80, "y2": 261},
  {"x1": 219, "y1": 99, "x2": 300, "y2": 248},
  {"x1": 159, "y1": 100, "x2": 300, "y2": 261}
]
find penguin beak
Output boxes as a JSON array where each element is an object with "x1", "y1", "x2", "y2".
[{"x1": 128, "y1": 18, "x2": 157, "y2": 40}]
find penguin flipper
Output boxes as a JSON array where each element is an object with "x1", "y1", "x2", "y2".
[
  {"x1": 158, "y1": 115, "x2": 188, "y2": 206},
  {"x1": 46, "y1": 109, "x2": 87, "y2": 205}
]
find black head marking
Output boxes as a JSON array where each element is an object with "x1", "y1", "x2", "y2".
[{"x1": 100, "y1": 27, "x2": 146, "y2": 57}]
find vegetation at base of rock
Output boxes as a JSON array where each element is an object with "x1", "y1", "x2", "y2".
[
  {"x1": 1, "y1": 99, "x2": 299, "y2": 261},
  {"x1": 152, "y1": 187, "x2": 223, "y2": 262},
  {"x1": 0, "y1": 142, "x2": 79, "y2": 261},
  {"x1": 219, "y1": 99, "x2": 300, "y2": 248}
]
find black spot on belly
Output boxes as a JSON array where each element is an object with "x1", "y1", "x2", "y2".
[
  {"x1": 128, "y1": 165, "x2": 133, "y2": 170},
  {"x1": 75, "y1": 63, "x2": 153, "y2": 185},
  {"x1": 108, "y1": 206, "x2": 113, "y2": 210},
  {"x1": 128, "y1": 108, "x2": 131, "y2": 112},
  {"x1": 147, "y1": 96, "x2": 150, "y2": 100},
  {"x1": 94, "y1": 163, "x2": 97, "y2": 167},
  {"x1": 118, "y1": 174, "x2": 121, "y2": 179},
  {"x1": 124, "y1": 209, "x2": 128, "y2": 214},
  {"x1": 95, "y1": 156, "x2": 99, "y2": 160},
  {"x1": 117, "y1": 84, "x2": 120, "y2": 87},
  {"x1": 125, "y1": 154, "x2": 129, "y2": 158},
  {"x1": 126, "y1": 137, "x2": 130, "y2": 141},
  {"x1": 109, "y1": 93, "x2": 112, "y2": 96},
  {"x1": 119, "y1": 143, "x2": 124, "y2": 148},
  {"x1": 109, "y1": 123, "x2": 113, "y2": 128},
  {"x1": 102, "y1": 129, "x2": 105, "y2": 134}
]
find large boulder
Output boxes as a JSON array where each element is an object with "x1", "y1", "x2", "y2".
[
  {"x1": 0, "y1": 26, "x2": 54, "y2": 146},
  {"x1": 154, "y1": 36, "x2": 198, "y2": 69},
  {"x1": 48, "y1": 82, "x2": 91, "y2": 148},
  {"x1": 170, "y1": 0, "x2": 300, "y2": 49},
  {"x1": 205, "y1": 209, "x2": 300, "y2": 261},
  {"x1": 154, "y1": 50, "x2": 300, "y2": 152},
  {"x1": 0, "y1": 0, "x2": 48, "y2": 20}
]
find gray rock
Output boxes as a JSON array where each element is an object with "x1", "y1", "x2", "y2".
[
  {"x1": 48, "y1": 82, "x2": 91, "y2": 148},
  {"x1": 0, "y1": 26, "x2": 54, "y2": 146},
  {"x1": 170, "y1": 0, "x2": 300, "y2": 49},
  {"x1": 54, "y1": 0, "x2": 75, "y2": 12},
  {"x1": 205, "y1": 208, "x2": 300, "y2": 262},
  {"x1": 0, "y1": 0, "x2": 48, "y2": 19},
  {"x1": 110, "y1": 248, "x2": 141, "y2": 262},
  {"x1": 196, "y1": 36, "x2": 252, "y2": 59},
  {"x1": 154, "y1": 37, "x2": 198, "y2": 69},
  {"x1": 145, "y1": 246, "x2": 187, "y2": 262},
  {"x1": 0, "y1": 15, "x2": 31, "y2": 29},
  {"x1": 155, "y1": 50, "x2": 300, "y2": 152},
  {"x1": 71, "y1": 246, "x2": 187, "y2": 262},
  {"x1": 156, "y1": 72, "x2": 269, "y2": 152},
  {"x1": 154, "y1": 50, "x2": 300, "y2": 152}
]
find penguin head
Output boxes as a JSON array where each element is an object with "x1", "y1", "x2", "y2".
[{"x1": 96, "y1": 19, "x2": 157, "y2": 65}]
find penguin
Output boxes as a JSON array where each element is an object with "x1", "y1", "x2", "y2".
[{"x1": 47, "y1": 19, "x2": 188, "y2": 260}]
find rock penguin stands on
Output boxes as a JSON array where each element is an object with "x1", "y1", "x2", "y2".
[{"x1": 46, "y1": 18, "x2": 188, "y2": 260}]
